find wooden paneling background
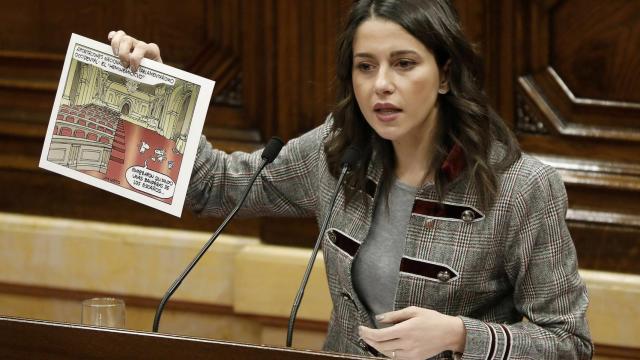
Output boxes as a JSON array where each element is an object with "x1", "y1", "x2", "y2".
[{"x1": 1, "y1": 0, "x2": 640, "y2": 275}]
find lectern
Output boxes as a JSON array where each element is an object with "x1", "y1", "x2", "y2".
[{"x1": 0, "y1": 316, "x2": 373, "y2": 359}]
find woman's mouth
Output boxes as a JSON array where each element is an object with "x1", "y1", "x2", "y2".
[{"x1": 373, "y1": 103, "x2": 402, "y2": 122}]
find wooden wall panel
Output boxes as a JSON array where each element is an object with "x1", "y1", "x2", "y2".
[
  {"x1": 0, "y1": 0, "x2": 350, "y2": 246},
  {"x1": 507, "y1": 0, "x2": 640, "y2": 274},
  {"x1": 1, "y1": 0, "x2": 639, "y2": 276}
]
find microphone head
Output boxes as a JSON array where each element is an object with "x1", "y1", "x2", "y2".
[
  {"x1": 340, "y1": 145, "x2": 361, "y2": 169},
  {"x1": 261, "y1": 137, "x2": 285, "y2": 163}
]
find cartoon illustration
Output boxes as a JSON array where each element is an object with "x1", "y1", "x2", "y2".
[
  {"x1": 152, "y1": 148, "x2": 166, "y2": 162},
  {"x1": 139, "y1": 140, "x2": 150, "y2": 153},
  {"x1": 45, "y1": 55, "x2": 196, "y2": 205},
  {"x1": 39, "y1": 35, "x2": 214, "y2": 217}
]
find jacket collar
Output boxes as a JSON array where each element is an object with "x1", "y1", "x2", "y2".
[
  {"x1": 366, "y1": 143, "x2": 467, "y2": 187},
  {"x1": 440, "y1": 143, "x2": 466, "y2": 182}
]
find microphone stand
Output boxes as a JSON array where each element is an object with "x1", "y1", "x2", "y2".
[
  {"x1": 153, "y1": 137, "x2": 283, "y2": 333},
  {"x1": 285, "y1": 163, "x2": 351, "y2": 347}
]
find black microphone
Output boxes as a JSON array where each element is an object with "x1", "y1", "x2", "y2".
[
  {"x1": 286, "y1": 145, "x2": 361, "y2": 347},
  {"x1": 152, "y1": 136, "x2": 284, "y2": 332}
]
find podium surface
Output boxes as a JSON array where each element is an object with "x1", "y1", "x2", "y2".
[{"x1": 0, "y1": 316, "x2": 372, "y2": 359}]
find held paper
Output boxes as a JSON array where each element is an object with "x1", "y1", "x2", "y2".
[{"x1": 39, "y1": 33, "x2": 215, "y2": 217}]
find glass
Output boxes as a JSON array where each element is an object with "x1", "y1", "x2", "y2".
[{"x1": 81, "y1": 297, "x2": 126, "y2": 328}]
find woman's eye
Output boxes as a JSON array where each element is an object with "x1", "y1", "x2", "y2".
[
  {"x1": 356, "y1": 62, "x2": 374, "y2": 71},
  {"x1": 396, "y1": 59, "x2": 416, "y2": 69}
]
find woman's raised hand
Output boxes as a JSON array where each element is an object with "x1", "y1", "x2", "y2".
[{"x1": 107, "y1": 30, "x2": 162, "y2": 72}]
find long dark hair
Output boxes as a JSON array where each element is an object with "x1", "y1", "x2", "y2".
[{"x1": 324, "y1": 0, "x2": 520, "y2": 211}]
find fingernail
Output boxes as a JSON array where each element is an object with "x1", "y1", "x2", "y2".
[{"x1": 375, "y1": 314, "x2": 385, "y2": 321}]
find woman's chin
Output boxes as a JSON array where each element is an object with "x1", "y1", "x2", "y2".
[{"x1": 372, "y1": 128, "x2": 402, "y2": 142}]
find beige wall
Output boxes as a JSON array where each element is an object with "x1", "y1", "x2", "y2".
[{"x1": 1, "y1": 212, "x2": 639, "y2": 355}]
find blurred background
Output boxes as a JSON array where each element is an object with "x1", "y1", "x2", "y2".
[{"x1": 0, "y1": 0, "x2": 639, "y2": 358}]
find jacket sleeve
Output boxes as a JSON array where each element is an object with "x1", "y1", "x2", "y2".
[
  {"x1": 185, "y1": 117, "x2": 332, "y2": 218},
  {"x1": 459, "y1": 165, "x2": 593, "y2": 359}
]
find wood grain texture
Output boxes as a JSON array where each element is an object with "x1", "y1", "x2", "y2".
[
  {"x1": 0, "y1": 317, "x2": 367, "y2": 360},
  {"x1": 1, "y1": 0, "x2": 640, "y2": 274}
]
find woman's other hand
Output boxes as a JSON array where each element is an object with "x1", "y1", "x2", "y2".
[
  {"x1": 107, "y1": 30, "x2": 162, "y2": 72},
  {"x1": 358, "y1": 306, "x2": 466, "y2": 359}
]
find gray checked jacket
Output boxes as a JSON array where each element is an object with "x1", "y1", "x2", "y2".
[{"x1": 186, "y1": 117, "x2": 593, "y2": 359}]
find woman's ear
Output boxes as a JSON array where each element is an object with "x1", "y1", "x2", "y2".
[{"x1": 438, "y1": 60, "x2": 452, "y2": 94}]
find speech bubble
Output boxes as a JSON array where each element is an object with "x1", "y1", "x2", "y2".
[{"x1": 125, "y1": 166, "x2": 175, "y2": 199}]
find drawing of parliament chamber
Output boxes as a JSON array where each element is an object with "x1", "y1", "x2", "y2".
[{"x1": 47, "y1": 57, "x2": 199, "y2": 194}]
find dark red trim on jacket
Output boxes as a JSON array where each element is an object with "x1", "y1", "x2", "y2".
[
  {"x1": 332, "y1": 231, "x2": 359, "y2": 257},
  {"x1": 441, "y1": 144, "x2": 466, "y2": 182},
  {"x1": 399, "y1": 257, "x2": 458, "y2": 281},
  {"x1": 412, "y1": 198, "x2": 482, "y2": 221}
]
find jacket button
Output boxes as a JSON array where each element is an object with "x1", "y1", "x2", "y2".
[
  {"x1": 461, "y1": 209, "x2": 475, "y2": 222},
  {"x1": 437, "y1": 270, "x2": 452, "y2": 282},
  {"x1": 328, "y1": 231, "x2": 336, "y2": 242},
  {"x1": 358, "y1": 338, "x2": 368, "y2": 350}
]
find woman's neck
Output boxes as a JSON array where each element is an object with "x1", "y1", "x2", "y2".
[
  {"x1": 392, "y1": 114, "x2": 440, "y2": 188},
  {"x1": 393, "y1": 140, "x2": 435, "y2": 188}
]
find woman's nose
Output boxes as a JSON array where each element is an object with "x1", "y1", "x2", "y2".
[{"x1": 374, "y1": 67, "x2": 395, "y2": 95}]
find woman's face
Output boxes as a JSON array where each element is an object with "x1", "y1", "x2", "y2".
[{"x1": 352, "y1": 18, "x2": 447, "y2": 147}]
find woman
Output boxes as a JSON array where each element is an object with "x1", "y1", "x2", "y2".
[{"x1": 109, "y1": 0, "x2": 592, "y2": 359}]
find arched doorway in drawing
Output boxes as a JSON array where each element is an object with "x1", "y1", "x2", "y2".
[{"x1": 121, "y1": 101, "x2": 131, "y2": 116}]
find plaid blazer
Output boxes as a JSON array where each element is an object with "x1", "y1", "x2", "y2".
[{"x1": 186, "y1": 117, "x2": 593, "y2": 360}]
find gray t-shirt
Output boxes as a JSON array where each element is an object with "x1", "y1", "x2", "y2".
[{"x1": 352, "y1": 179, "x2": 418, "y2": 328}]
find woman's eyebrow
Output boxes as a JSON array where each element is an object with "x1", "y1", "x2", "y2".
[
  {"x1": 353, "y1": 50, "x2": 420, "y2": 58},
  {"x1": 390, "y1": 50, "x2": 419, "y2": 57},
  {"x1": 353, "y1": 52, "x2": 375, "y2": 59}
]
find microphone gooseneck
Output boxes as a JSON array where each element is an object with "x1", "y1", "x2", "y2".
[
  {"x1": 340, "y1": 145, "x2": 361, "y2": 169},
  {"x1": 152, "y1": 137, "x2": 284, "y2": 332},
  {"x1": 286, "y1": 145, "x2": 361, "y2": 347},
  {"x1": 261, "y1": 137, "x2": 284, "y2": 163}
]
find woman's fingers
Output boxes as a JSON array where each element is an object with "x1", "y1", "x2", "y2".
[
  {"x1": 109, "y1": 30, "x2": 126, "y2": 56},
  {"x1": 129, "y1": 42, "x2": 148, "y2": 72},
  {"x1": 107, "y1": 30, "x2": 163, "y2": 71},
  {"x1": 362, "y1": 336, "x2": 404, "y2": 352},
  {"x1": 117, "y1": 35, "x2": 136, "y2": 67},
  {"x1": 146, "y1": 43, "x2": 162, "y2": 63},
  {"x1": 377, "y1": 306, "x2": 421, "y2": 324},
  {"x1": 359, "y1": 321, "x2": 412, "y2": 343}
]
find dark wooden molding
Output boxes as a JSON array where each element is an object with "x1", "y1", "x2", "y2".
[
  {"x1": 0, "y1": 281, "x2": 329, "y2": 332},
  {"x1": 533, "y1": 67, "x2": 640, "y2": 133},
  {"x1": 212, "y1": 73, "x2": 243, "y2": 107},
  {"x1": 516, "y1": 0, "x2": 640, "y2": 141},
  {"x1": 0, "y1": 317, "x2": 361, "y2": 360},
  {"x1": 515, "y1": 91, "x2": 549, "y2": 134},
  {"x1": 0, "y1": 281, "x2": 232, "y2": 315}
]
